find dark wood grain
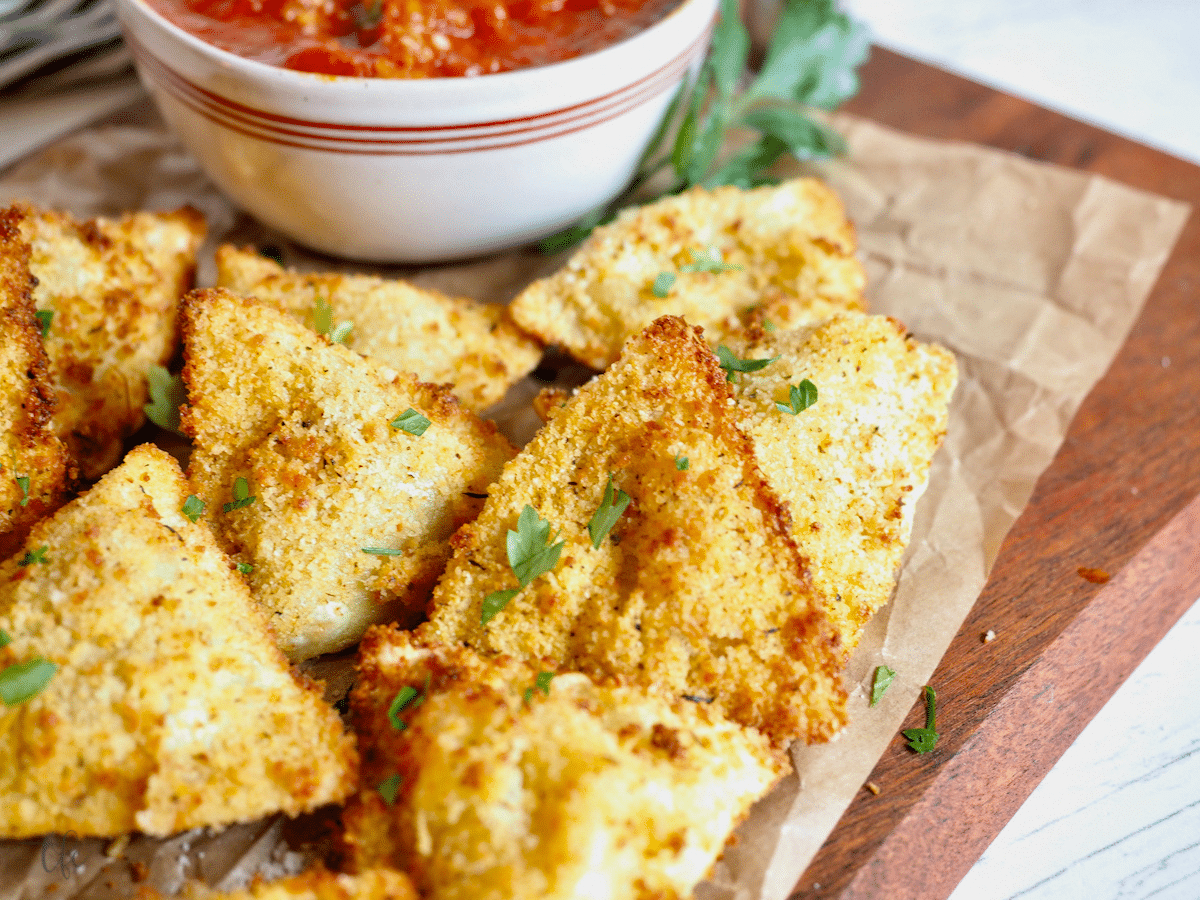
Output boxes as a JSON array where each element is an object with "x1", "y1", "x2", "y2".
[{"x1": 791, "y1": 47, "x2": 1200, "y2": 899}]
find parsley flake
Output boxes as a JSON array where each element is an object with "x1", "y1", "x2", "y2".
[
  {"x1": 143, "y1": 365, "x2": 187, "y2": 436},
  {"x1": 388, "y1": 685, "x2": 420, "y2": 730},
  {"x1": 236, "y1": 562, "x2": 254, "y2": 575},
  {"x1": 481, "y1": 588, "x2": 519, "y2": 625},
  {"x1": 18, "y1": 545, "x2": 48, "y2": 567},
  {"x1": 181, "y1": 495, "x2": 205, "y2": 522},
  {"x1": 390, "y1": 408, "x2": 430, "y2": 436},
  {"x1": 651, "y1": 272, "x2": 677, "y2": 298},
  {"x1": 0, "y1": 629, "x2": 9, "y2": 648},
  {"x1": 680, "y1": 247, "x2": 742, "y2": 274},
  {"x1": 0, "y1": 657, "x2": 57, "y2": 706},
  {"x1": 716, "y1": 345, "x2": 780, "y2": 382},
  {"x1": 534, "y1": 671, "x2": 554, "y2": 695},
  {"x1": 362, "y1": 547, "x2": 404, "y2": 556},
  {"x1": 377, "y1": 773, "x2": 402, "y2": 806},
  {"x1": 507, "y1": 505, "x2": 564, "y2": 588},
  {"x1": 674, "y1": 455, "x2": 689, "y2": 471},
  {"x1": 588, "y1": 475, "x2": 631, "y2": 549},
  {"x1": 223, "y1": 477, "x2": 256, "y2": 513},
  {"x1": 902, "y1": 685, "x2": 939, "y2": 754},
  {"x1": 776, "y1": 379, "x2": 818, "y2": 415},
  {"x1": 15, "y1": 475, "x2": 30, "y2": 507},
  {"x1": 313, "y1": 297, "x2": 353, "y2": 344},
  {"x1": 34, "y1": 309, "x2": 53, "y2": 338},
  {"x1": 870, "y1": 665, "x2": 895, "y2": 707}
]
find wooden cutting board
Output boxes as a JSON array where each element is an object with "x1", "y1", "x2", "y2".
[{"x1": 789, "y1": 48, "x2": 1200, "y2": 900}]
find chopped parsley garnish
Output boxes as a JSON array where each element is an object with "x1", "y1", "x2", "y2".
[
  {"x1": 236, "y1": 562, "x2": 254, "y2": 575},
  {"x1": 0, "y1": 629, "x2": 9, "y2": 648},
  {"x1": 870, "y1": 665, "x2": 895, "y2": 707},
  {"x1": 222, "y1": 477, "x2": 256, "y2": 512},
  {"x1": 538, "y1": 0, "x2": 868, "y2": 250},
  {"x1": 34, "y1": 309, "x2": 53, "y2": 338},
  {"x1": 481, "y1": 505, "x2": 565, "y2": 626},
  {"x1": 15, "y1": 475, "x2": 30, "y2": 507},
  {"x1": 313, "y1": 297, "x2": 353, "y2": 345},
  {"x1": 651, "y1": 272, "x2": 677, "y2": 297},
  {"x1": 0, "y1": 657, "x2": 57, "y2": 706},
  {"x1": 388, "y1": 685, "x2": 421, "y2": 730},
  {"x1": 181, "y1": 494, "x2": 205, "y2": 522},
  {"x1": 716, "y1": 345, "x2": 780, "y2": 382},
  {"x1": 362, "y1": 547, "x2": 404, "y2": 556},
  {"x1": 18, "y1": 545, "x2": 48, "y2": 567},
  {"x1": 674, "y1": 455, "x2": 689, "y2": 471},
  {"x1": 776, "y1": 379, "x2": 818, "y2": 415},
  {"x1": 390, "y1": 408, "x2": 431, "y2": 436},
  {"x1": 523, "y1": 671, "x2": 554, "y2": 704},
  {"x1": 143, "y1": 365, "x2": 187, "y2": 436},
  {"x1": 902, "y1": 685, "x2": 939, "y2": 754},
  {"x1": 680, "y1": 247, "x2": 742, "y2": 274},
  {"x1": 588, "y1": 475, "x2": 631, "y2": 549},
  {"x1": 377, "y1": 773, "x2": 402, "y2": 806}
]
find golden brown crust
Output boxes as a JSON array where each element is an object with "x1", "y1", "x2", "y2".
[
  {"x1": 0, "y1": 444, "x2": 357, "y2": 839},
  {"x1": 339, "y1": 628, "x2": 787, "y2": 900},
  {"x1": 421, "y1": 315, "x2": 847, "y2": 745},
  {"x1": 12, "y1": 202, "x2": 206, "y2": 479},
  {"x1": 509, "y1": 179, "x2": 866, "y2": 368},
  {"x1": 178, "y1": 866, "x2": 418, "y2": 900},
  {"x1": 725, "y1": 313, "x2": 957, "y2": 652},
  {"x1": 215, "y1": 245, "x2": 542, "y2": 412},
  {"x1": 0, "y1": 207, "x2": 74, "y2": 559},
  {"x1": 180, "y1": 288, "x2": 515, "y2": 660}
]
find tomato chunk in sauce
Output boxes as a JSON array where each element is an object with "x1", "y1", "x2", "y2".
[{"x1": 148, "y1": 0, "x2": 682, "y2": 77}]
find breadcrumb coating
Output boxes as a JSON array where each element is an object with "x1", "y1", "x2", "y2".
[
  {"x1": 179, "y1": 866, "x2": 417, "y2": 900},
  {"x1": 509, "y1": 179, "x2": 865, "y2": 368},
  {"x1": 421, "y1": 316, "x2": 847, "y2": 745},
  {"x1": 0, "y1": 209, "x2": 74, "y2": 559},
  {"x1": 11, "y1": 203, "x2": 205, "y2": 479},
  {"x1": 215, "y1": 245, "x2": 542, "y2": 412},
  {"x1": 181, "y1": 288, "x2": 515, "y2": 660},
  {"x1": 341, "y1": 628, "x2": 788, "y2": 900},
  {"x1": 725, "y1": 314, "x2": 957, "y2": 652},
  {"x1": 0, "y1": 445, "x2": 357, "y2": 839}
]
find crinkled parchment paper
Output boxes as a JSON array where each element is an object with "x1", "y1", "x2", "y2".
[{"x1": 0, "y1": 99, "x2": 1189, "y2": 900}]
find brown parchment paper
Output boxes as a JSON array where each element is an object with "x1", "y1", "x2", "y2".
[{"x1": 0, "y1": 100, "x2": 1189, "y2": 900}]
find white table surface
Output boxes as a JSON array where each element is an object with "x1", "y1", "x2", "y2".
[
  {"x1": 2, "y1": 4, "x2": 1198, "y2": 899},
  {"x1": 842, "y1": 2, "x2": 1200, "y2": 899}
]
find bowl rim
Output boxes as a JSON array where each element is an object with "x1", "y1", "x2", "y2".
[{"x1": 117, "y1": 0, "x2": 717, "y2": 96}]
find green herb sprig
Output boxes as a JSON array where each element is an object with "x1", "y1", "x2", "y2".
[
  {"x1": 390, "y1": 408, "x2": 431, "y2": 436},
  {"x1": 0, "y1": 657, "x2": 57, "y2": 706},
  {"x1": 15, "y1": 475, "x2": 30, "y2": 508},
  {"x1": 776, "y1": 379, "x2": 818, "y2": 415},
  {"x1": 182, "y1": 495, "x2": 206, "y2": 522},
  {"x1": 539, "y1": 0, "x2": 869, "y2": 250},
  {"x1": 144, "y1": 365, "x2": 187, "y2": 436},
  {"x1": 223, "y1": 477, "x2": 256, "y2": 513},
  {"x1": 716, "y1": 345, "x2": 780, "y2": 382},
  {"x1": 588, "y1": 474, "x2": 631, "y2": 549},
  {"x1": 313, "y1": 297, "x2": 353, "y2": 344},
  {"x1": 902, "y1": 685, "x2": 939, "y2": 753},
  {"x1": 869, "y1": 665, "x2": 895, "y2": 707},
  {"x1": 18, "y1": 545, "x2": 48, "y2": 567},
  {"x1": 34, "y1": 309, "x2": 53, "y2": 339},
  {"x1": 481, "y1": 505, "x2": 564, "y2": 625},
  {"x1": 377, "y1": 772, "x2": 402, "y2": 805},
  {"x1": 523, "y1": 671, "x2": 555, "y2": 704}
]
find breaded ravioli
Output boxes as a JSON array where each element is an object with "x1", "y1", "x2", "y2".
[
  {"x1": 724, "y1": 314, "x2": 957, "y2": 652},
  {"x1": 0, "y1": 445, "x2": 357, "y2": 839},
  {"x1": 420, "y1": 316, "x2": 846, "y2": 745},
  {"x1": 180, "y1": 288, "x2": 515, "y2": 660},
  {"x1": 0, "y1": 210, "x2": 74, "y2": 559},
  {"x1": 509, "y1": 179, "x2": 865, "y2": 369},
  {"x1": 215, "y1": 245, "x2": 542, "y2": 412},
  {"x1": 10, "y1": 203, "x2": 205, "y2": 479},
  {"x1": 340, "y1": 628, "x2": 787, "y2": 900},
  {"x1": 179, "y1": 867, "x2": 418, "y2": 900}
]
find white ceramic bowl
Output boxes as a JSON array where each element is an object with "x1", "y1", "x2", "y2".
[{"x1": 114, "y1": 0, "x2": 716, "y2": 262}]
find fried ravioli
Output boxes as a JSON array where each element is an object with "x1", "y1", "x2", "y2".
[
  {"x1": 179, "y1": 867, "x2": 418, "y2": 900},
  {"x1": 0, "y1": 209, "x2": 74, "y2": 559},
  {"x1": 10, "y1": 203, "x2": 205, "y2": 479},
  {"x1": 0, "y1": 445, "x2": 357, "y2": 839},
  {"x1": 180, "y1": 288, "x2": 515, "y2": 660},
  {"x1": 215, "y1": 245, "x2": 542, "y2": 412},
  {"x1": 420, "y1": 316, "x2": 846, "y2": 745},
  {"x1": 509, "y1": 179, "x2": 865, "y2": 369},
  {"x1": 341, "y1": 628, "x2": 787, "y2": 900},
  {"x1": 724, "y1": 314, "x2": 957, "y2": 652}
]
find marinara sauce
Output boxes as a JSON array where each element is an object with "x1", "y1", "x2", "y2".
[{"x1": 148, "y1": 0, "x2": 681, "y2": 77}]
